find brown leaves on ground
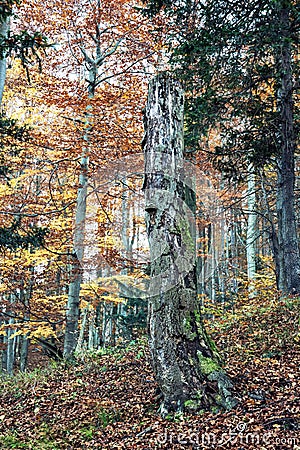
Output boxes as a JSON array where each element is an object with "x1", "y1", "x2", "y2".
[{"x1": 0, "y1": 296, "x2": 299, "y2": 449}]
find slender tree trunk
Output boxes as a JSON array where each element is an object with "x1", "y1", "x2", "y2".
[
  {"x1": 63, "y1": 6, "x2": 126, "y2": 356},
  {"x1": 0, "y1": 16, "x2": 9, "y2": 107},
  {"x1": 6, "y1": 315, "x2": 15, "y2": 375},
  {"x1": 246, "y1": 165, "x2": 257, "y2": 296},
  {"x1": 19, "y1": 333, "x2": 29, "y2": 372},
  {"x1": 210, "y1": 223, "x2": 216, "y2": 302},
  {"x1": 88, "y1": 310, "x2": 95, "y2": 350},
  {"x1": 1, "y1": 332, "x2": 7, "y2": 372},
  {"x1": 230, "y1": 217, "x2": 238, "y2": 299},
  {"x1": 143, "y1": 73, "x2": 236, "y2": 416},
  {"x1": 275, "y1": 3, "x2": 300, "y2": 293},
  {"x1": 118, "y1": 177, "x2": 130, "y2": 339},
  {"x1": 63, "y1": 152, "x2": 88, "y2": 357},
  {"x1": 19, "y1": 285, "x2": 31, "y2": 372},
  {"x1": 63, "y1": 45, "x2": 96, "y2": 358},
  {"x1": 219, "y1": 211, "x2": 227, "y2": 306},
  {"x1": 75, "y1": 305, "x2": 89, "y2": 353},
  {"x1": 260, "y1": 172, "x2": 280, "y2": 284},
  {"x1": 102, "y1": 302, "x2": 113, "y2": 347}
]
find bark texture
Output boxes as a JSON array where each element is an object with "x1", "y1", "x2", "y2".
[
  {"x1": 143, "y1": 73, "x2": 236, "y2": 416},
  {"x1": 275, "y1": 3, "x2": 300, "y2": 294}
]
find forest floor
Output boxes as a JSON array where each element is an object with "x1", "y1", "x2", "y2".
[{"x1": 0, "y1": 295, "x2": 299, "y2": 449}]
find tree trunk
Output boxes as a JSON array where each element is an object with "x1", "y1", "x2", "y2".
[
  {"x1": 143, "y1": 73, "x2": 236, "y2": 416},
  {"x1": 63, "y1": 153, "x2": 88, "y2": 358},
  {"x1": 1, "y1": 332, "x2": 7, "y2": 372},
  {"x1": 246, "y1": 165, "x2": 257, "y2": 296},
  {"x1": 210, "y1": 223, "x2": 216, "y2": 302},
  {"x1": 6, "y1": 316, "x2": 15, "y2": 375},
  {"x1": 260, "y1": 171, "x2": 281, "y2": 285},
  {"x1": 88, "y1": 309, "x2": 95, "y2": 350},
  {"x1": 0, "y1": 16, "x2": 9, "y2": 107},
  {"x1": 63, "y1": 42, "x2": 96, "y2": 358},
  {"x1": 102, "y1": 302, "x2": 114, "y2": 347},
  {"x1": 75, "y1": 305, "x2": 89, "y2": 353},
  {"x1": 19, "y1": 333, "x2": 29, "y2": 372},
  {"x1": 275, "y1": 2, "x2": 300, "y2": 294}
]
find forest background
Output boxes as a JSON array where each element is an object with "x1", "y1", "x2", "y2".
[{"x1": 0, "y1": 0, "x2": 299, "y2": 448}]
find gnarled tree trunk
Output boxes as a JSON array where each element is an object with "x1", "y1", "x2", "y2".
[{"x1": 143, "y1": 73, "x2": 236, "y2": 416}]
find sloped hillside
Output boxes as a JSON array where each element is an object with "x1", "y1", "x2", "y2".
[{"x1": 0, "y1": 297, "x2": 299, "y2": 449}]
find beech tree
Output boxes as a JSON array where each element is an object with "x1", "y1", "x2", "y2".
[
  {"x1": 0, "y1": 0, "x2": 162, "y2": 363},
  {"x1": 56, "y1": 0, "x2": 161, "y2": 357},
  {"x1": 143, "y1": 73, "x2": 236, "y2": 415}
]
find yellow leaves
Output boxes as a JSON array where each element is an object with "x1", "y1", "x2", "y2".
[
  {"x1": 37, "y1": 294, "x2": 68, "y2": 309},
  {"x1": 97, "y1": 209, "x2": 114, "y2": 224},
  {"x1": 100, "y1": 294, "x2": 125, "y2": 304},
  {"x1": 0, "y1": 323, "x2": 56, "y2": 340},
  {"x1": 79, "y1": 299, "x2": 91, "y2": 310},
  {"x1": 0, "y1": 169, "x2": 44, "y2": 203},
  {"x1": 98, "y1": 235, "x2": 120, "y2": 250},
  {"x1": 2, "y1": 323, "x2": 57, "y2": 340},
  {"x1": 0, "y1": 282, "x2": 8, "y2": 293},
  {"x1": 80, "y1": 276, "x2": 142, "y2": 305},
  {"x1": 0, "y1": 183, "x2": 14, "y2": 198},
  {"x1": 0, "y1": 0, "x2": 157, "y2": 346},
  {"x1": 49, "y1": 216, "x2": 73, "y2": 232},
  {"x1": 80, "y1": 282, "x2": 108, "y2": 298},
  {"x1": 9, "y1": 248, "x2": 50, "y2": 269},
  {"x1": 30, "y1": 324, "x2": 57, "y2": 339}
]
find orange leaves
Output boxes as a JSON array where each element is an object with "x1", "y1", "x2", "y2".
[{"x1": 0, "y1": 0, "x2": 163, "y2": 349}]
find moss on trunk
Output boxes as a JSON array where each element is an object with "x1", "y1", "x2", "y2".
[{"x1": 143, "y1": 73, "x2": 237, "y2": 416}]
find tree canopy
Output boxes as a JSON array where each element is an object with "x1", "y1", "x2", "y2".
[{"x1": 143, "y1": 0, "x2": 300, "y2": 176}]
